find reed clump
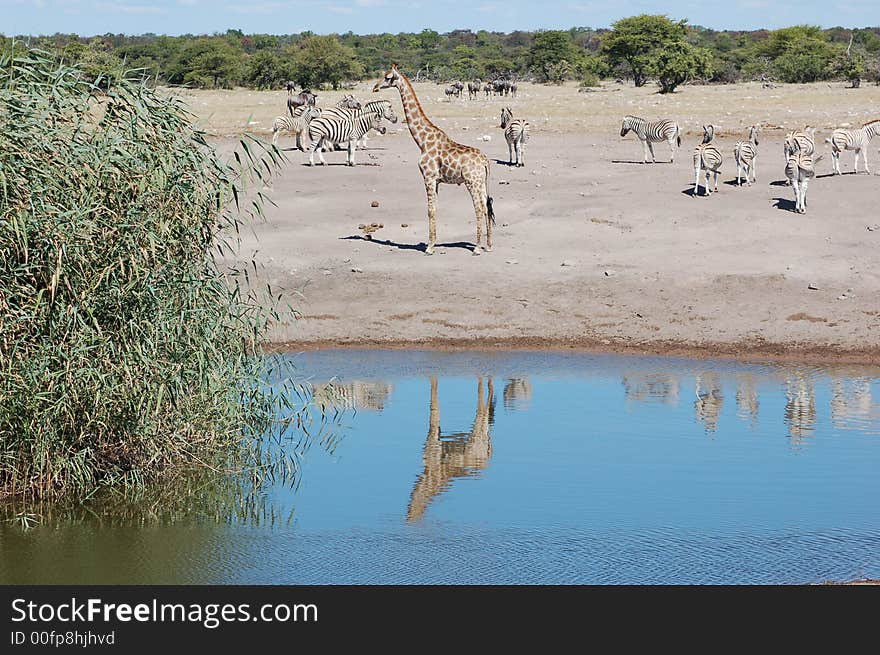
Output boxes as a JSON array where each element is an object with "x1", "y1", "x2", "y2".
[{"x1": 0, "y1": 51, "x2": 318, "y2": 502}]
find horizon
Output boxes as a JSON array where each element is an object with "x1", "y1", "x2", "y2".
[{"x1": 3, "y1": 1, "x2": 880, "y2": 39}]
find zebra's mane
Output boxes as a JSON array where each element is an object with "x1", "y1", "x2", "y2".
[{"x1": 863, "y1": 119, "x2": 880, "y2": 128}]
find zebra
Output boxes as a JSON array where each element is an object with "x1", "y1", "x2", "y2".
[
  {"x1": 734, "y1": 125, "x2": 759, "y2": 186},
  {"x1": 467, "y1": 80, "x2": 481, "y2": 100},
  {"x1": 619, "y1": 115, "x2": 681, "y2": 163},
  {"x1": 308, "y1": 113, "x2": 387, "y2": 166},
  {"x1": 693, "y1": 125, "x2": 723, "y2": 197},
  {"x1": 483, "y1": 82, "x2": 493, "y2": 98},
  {"x1": 271, "y1": 105, "x2": 320, "y2": 149},
  {"x1": 500, "y1": 106, "x2": 529, "y2": 167},
  {"x1": 785, "y1": 141, "x2": 816, "y2": 214},
  {"x1": 318, "y1": 99, "x2": 398, "y2": 149},
  {"x1": 783, "y1": 127, "x2": 815, "y2": 185},
  {"x1": 826, "y1": 119, "x2": 880, "y2": 175}
]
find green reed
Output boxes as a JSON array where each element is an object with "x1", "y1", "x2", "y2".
[{"x1": 0, "y1": 50, "x2": 335, "y2": 504}]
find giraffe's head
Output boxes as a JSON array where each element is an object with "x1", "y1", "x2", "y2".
[{"x1": 373, "y1": 64, "x2": 402, "y2": 92}]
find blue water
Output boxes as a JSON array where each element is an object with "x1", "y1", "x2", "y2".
[{"x1": 2, "y1": 350, "x2": 879, "y2": 584}]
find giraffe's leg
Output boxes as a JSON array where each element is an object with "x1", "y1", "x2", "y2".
[
  {"x1": 467, "y1": 180, "x2": 487, "y2": 255},
  {"x1": 424, "y1": 178, "x2": 438, "y2": 255}
]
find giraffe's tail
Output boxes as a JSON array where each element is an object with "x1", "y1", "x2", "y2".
[{"x1": 485, "y1": 162, "x2": 495, "y2": 226}]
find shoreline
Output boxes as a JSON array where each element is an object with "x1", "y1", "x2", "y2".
[{"x1": 265, "y1": 337, "x2": 880, "y2": 366}]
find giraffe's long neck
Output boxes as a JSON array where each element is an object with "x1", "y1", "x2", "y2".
[{"x1": 396, "y1": 73, "x2": 442, "y2": 150}]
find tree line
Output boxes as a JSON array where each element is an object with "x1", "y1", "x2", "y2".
[{"x1": 3, "y1": 16, "x2": 880, "y2": 94}]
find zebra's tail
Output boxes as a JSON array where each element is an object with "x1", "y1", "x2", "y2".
[{"x1": 676, "y1": 127, "x2": 682, "y2": 148}]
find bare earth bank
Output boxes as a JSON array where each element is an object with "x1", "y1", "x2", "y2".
[{"x1": 200, "y1": 81, "x2": 880, "y2": 363}]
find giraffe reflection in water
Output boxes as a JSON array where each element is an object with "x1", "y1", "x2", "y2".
[
  {"x1": 831, "y1": 376, "x2": 875, "y2": 429},
  {"x1": 407, "y1": 376, "x2": 496, "y2": 522}
]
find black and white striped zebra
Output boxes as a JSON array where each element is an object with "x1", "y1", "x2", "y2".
[
  {"x1": 785, "y1": 141, "x2": 816, "y2": 214},
  {"x1": 734, "y1": 125, "x2": 759, "y2": 186},
  {"x1": 271, "y1": 106, "x2": 320, "y2": 149},
  {"x1": 620, "y1": 115, "x2": 681, "y2": 163},
  {"x1": 317, "y1": 100, "x2": 398, "y2": 149},
  {"x1": 783, "y1": 127, "x2": 815, "y2": 185},
  {"x1": 308, "y1": 112, "x2": 386, "y2": 166},
  {"x1": 500, "y1": 106, "x2": 529, "y2": 167},
  {"x1": 826, "y1": 119, "x2": 880, "y2": 175},
  {"x1": 693, "y1": 125, "x2": 723, "y2": 196}
]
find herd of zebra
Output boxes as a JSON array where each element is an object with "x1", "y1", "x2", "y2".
[
  {"x1": 272, "y1": 91, "x2": 398, "y2": 166},
  {"x1": 621, "y1": 114, "x2": 880, "y2": 213},
  {"x1": 273, "y1": 85, "x2": 532, "y2": 169}
]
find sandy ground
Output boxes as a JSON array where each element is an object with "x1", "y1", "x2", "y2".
[{"x1": 186, "y1": 80, "x2": 880, "y2": 362}]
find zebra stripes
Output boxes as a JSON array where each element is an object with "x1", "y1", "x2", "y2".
[
  {"x1": 693, "y1": 125, "x2": 723, "y2": 197},
  {"x1": 785, "y1": 141, "x2": 816, "y2": 214},
  {"x1": 271, "y1": 106, "x2": 320, "y2": 149},
  {"x1": 500, "y1": 107, "x2": 529, "y2": 167},
  {"x1": 308, "y1": 112, "x2": 387, "y2": 166},
  {"x1": 620, "y1": 115, "x2": 681, "y2": 163},
  {"x1": 316, "y1": 99, "x2": 397, "y2": 149},
  {"x1": 827, "y1": 120, "x2": 880, "y2": 175},
  {"x1": 734, "y1": 125, "x2": 759, "y2": 186}
]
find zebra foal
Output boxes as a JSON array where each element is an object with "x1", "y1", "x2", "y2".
[
  {"x1": 500, "y1": 107, "x2": 529, "y2": 167},
  {"x1": 620, "y1": 115, "x2": 681, "y2": 164},
  {"x1": 271, "y1": 106, "x2": 320, "y2": 149}
]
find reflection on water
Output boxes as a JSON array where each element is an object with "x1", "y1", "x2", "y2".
[
  {"x1": 407, "y1": 377, "x2": 495, "y2": 522},
  {"x1": 3, "y1": 351, "x2": 880, "y2": 585}
]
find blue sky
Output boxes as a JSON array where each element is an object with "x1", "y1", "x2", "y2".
[{"x1": 3, "y1": 0, "x2": 880, "y2": 36}]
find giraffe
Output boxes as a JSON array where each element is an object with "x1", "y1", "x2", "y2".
[
  {"x1": 373, "y1": 64, "x2": 495, "y2": 255},
  {"x1": 406, "y1": 376, "x2": 494, "y2": 522}
]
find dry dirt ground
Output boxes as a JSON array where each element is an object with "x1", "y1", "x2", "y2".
[{"x1": 180, "y1": 80, "x2": 880, "y2": 362}]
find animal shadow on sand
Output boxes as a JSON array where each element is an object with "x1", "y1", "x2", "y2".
[
  {"x1": 341, "y1": 235, "x2": 476, "y2": 252},
  {"x1": 772, "y1": 197, "x2": 798, "y2": 212},
  {"x1": 611, "y1": 159, "x2": 672, "y2": 165},
  {"x1": 769, "y1": 179, "x2": 790, "y2": 186}
]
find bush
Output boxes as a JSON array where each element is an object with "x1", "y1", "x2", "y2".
[{"x1": 0, "y1": 52, "x2": 318, "y2": 502}]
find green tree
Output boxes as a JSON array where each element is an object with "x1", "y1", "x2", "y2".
[
  {"x1": 651, "y1": 41, "x2": 713, "y2": 93},
  {"x1": 168, "y1": 38, "x2": 242, "y2": 88},
  {"x1": 601, "y1": 14, "x2": 688, "y2": 86},
  {"x1": 244, "y1": 49, "x2": 291, "y2": 90},
  {"x1": 528, "y1": 30, "x2": 579, "y2": 83},
  {"x1": 289, "y1": 35, "x2": 364, "y2": 90}
]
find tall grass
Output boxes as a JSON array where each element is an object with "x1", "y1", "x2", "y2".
[{"x1": 0, "y1": 50, "x2": 328, "y2": 503}]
